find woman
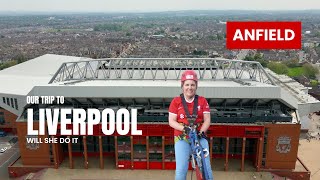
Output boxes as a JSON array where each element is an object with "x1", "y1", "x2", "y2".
[{"x1": 169, "y1": 70, "x2": 213, "y2": 180}]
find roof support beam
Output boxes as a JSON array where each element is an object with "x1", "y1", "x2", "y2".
[
  {"x1": 63, "y1": 98, "x2": 72, "y2": 105},
  {"x1": 253, "y1": 99, "x2": 259, "y2": 110},
  {"x1": 162, "y1": 98, "x2": 166, "y2": 109},
  {"x1": 236, "y1": 99, "x2": 243, "y2": 107},
  {"x1": 147, "y1": 99, "x2": 151, "y2": 109},
  {"x1": 221, "y1": 99, "x2": 227, "y2": 109},
  {"x1": 49, "y1": 58, "x2": 275, "y2": 85},
  {"x1": 118, "y1": 99, "x2": 122, "y2": 107},
  {"x1": 102, "y1": 99, "x2": 108, "y2": 106},
  {"x1": 87, "y1": 98, "x2": 96, "y2": 106},
  {"x1": 71, "y1": 98, "x2": 82, "y2": 106}
]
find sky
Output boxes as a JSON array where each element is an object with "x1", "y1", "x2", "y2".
[{"x1": 0, "y1": 0, "x2": 319, "y2": 12}]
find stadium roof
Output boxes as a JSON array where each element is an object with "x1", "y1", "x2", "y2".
[
  {"x1": 0, "y1": 54, "x2": 319, "y2": 119},
  {"x1": 0, "y1": 54, "x2": 84, "y2": 95}
]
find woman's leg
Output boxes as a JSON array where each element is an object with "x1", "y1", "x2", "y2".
[
  {"x1": 175, "y1": 139, "x2": 191, "y2": 180},
  {"x1": 200, "y1": 138, "x2": 214, "y2": 180}
]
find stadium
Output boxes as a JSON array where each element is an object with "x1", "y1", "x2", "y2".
[{"x1": 0, "y1": 54, "x2": 320, "y2": 179}]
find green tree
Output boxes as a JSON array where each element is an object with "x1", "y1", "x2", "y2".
[
  {"x1": 13, "y1": 54, "x2": 27, "y2": 64},
  {"x1": 0, "y1": 60, "x2": 18, "y2": 70},
  {"x1": 244, "y1": 55, "x2": 254, "y2": 61},
  {"x1": 267, "y1": 62, "x2": 289, "y2": 74},
  {"x1": 192, "y1": 50, "x2": 208, "y2": 56},
  {"x1": 258, "y1": 60, "x2": 268, "y2": 67},
  {"x1": 302, "y1": 63, "x2": 319, "y2": 79},
  {"x1": 93, "y1": 24, "x2": 123, "y2": 32},
  {"x1": 217, "y1": 33, "x2": 224, "y2": 40},
  {"x1": 208, "y1": 35, "x2": 217, "y2": 40},
  {"x1": 244, "y1": 54, "x2": 268, "y2": 67},
  {"x1": 284, "y1": 59, "x2": 299, "y2": 68},
  {"x1": 254, "y1": 53, "x2": 263, "y2": 61},
  {"x1": 244, "y1": 53, "x2": 263, "y2": 61},
  {"x1": 310, "y1": 80, "x2": 319, "y2": 87}
]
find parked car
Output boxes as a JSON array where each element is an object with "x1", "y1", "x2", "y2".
[
  {"x1": 0, "y1": 147, "x2": 7, "y2": 153},
  {"x1": 0, "y1": 130, "x2": 7, "y2": 137}
]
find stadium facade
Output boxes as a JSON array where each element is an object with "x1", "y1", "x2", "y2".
[{"x1": 1, "y1": 54, "x2": 319, "y2": 179}]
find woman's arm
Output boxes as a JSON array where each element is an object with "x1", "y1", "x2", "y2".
[
  {"x1": 200, "y1": 113, "x2": 211, "y2": 133},
  {"x1": 168, "y1": 113, "x2": 184, "y2": 131}
]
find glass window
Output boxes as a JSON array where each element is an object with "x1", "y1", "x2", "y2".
[
  {"x1": 101, "y1": 136, "x2": 115, "y2": 152},
  {"x1": 71, "y1": 136, "x2": 83, "y2": 152},
  {"x1": 14, "y1": 98, "x2": 18, "y2": 110},
  {"x1": 6, "y1": 98, "x2": 10, "y2": 106},
  {"x1": 11, "y1": 98, "x2": 14, "y2": 108},
  {"x1": 2, "y1": 97, "x2": 5, "y2": 104},
  {"x1": 86, "y1": 136, "x2": 95, "y2": 152}
]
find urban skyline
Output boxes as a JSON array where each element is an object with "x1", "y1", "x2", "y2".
[{"x1": 0, "y1": 0, "x2": 320, "y2": 12}]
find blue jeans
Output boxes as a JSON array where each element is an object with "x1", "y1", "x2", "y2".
[{"x1": 175, "y1": 138, "x2": 214, "y2": 180}]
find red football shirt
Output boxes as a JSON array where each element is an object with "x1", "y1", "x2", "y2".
[{"x1": 169, "y1": 95, "x2": 210, "y2": 136}]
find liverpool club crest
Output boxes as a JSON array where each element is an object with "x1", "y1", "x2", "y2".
[{"x1": 276, "y1": 136, "x2": 291, "y2": 153}]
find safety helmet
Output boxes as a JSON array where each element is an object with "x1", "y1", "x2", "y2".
[{"x1": 181, "y1": 70, "x2": 198, "y2": 83}]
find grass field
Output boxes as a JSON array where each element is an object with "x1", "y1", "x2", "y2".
[{"x1": 287, "y1": 67, "x2": 304, "y2": 77}]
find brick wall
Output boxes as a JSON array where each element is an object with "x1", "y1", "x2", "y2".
[{"x1": 0, "y1": 108, "x2": 17, "y2": 132}]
